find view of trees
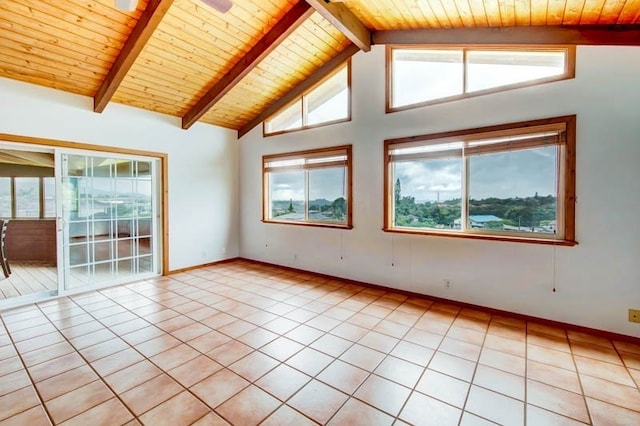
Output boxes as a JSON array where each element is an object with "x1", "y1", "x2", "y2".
[
  {"x1": 394, "y1": 179, "x2": 556, "y2": 231},
  {"x1": 272, "y1": 197, "x2": 347, "y2": 221}
]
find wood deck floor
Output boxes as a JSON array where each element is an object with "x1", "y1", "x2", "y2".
[{"x1": 0, "y1": 261, "x2": 57, "y2": 300}]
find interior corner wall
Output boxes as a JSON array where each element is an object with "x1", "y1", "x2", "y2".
[
  {"x1": 0, "y1": 77, "x2": 240, "y2": 271},
  {"x1": 239, "y1": 45, "x2": 640, "y2": 337}
]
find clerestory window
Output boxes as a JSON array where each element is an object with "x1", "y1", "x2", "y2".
[
  {"x1": 387, "y1": 46, "x2": 575, "y2": 112},
  {"x1": 264, "y1": 62, "x2": 351, "y2": 135}
]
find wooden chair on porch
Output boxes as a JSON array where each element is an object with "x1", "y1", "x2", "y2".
[{"x1": 1, "y1": 219, "x2": 11, "y2": 278}]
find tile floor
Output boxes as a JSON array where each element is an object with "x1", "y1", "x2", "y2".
[{"x1": 0, "y1": 259, "x2": 639, "y2": 425}]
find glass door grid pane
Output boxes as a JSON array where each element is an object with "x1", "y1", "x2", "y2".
[{"x1": 62, "y1": 154, "x2": 156, "y2": 290}]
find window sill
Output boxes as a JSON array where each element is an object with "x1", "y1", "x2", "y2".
[
  {"x1": 263, "y1": 219, "x2": 352, "y2": 230},
  {"x1": 383, "y1": 227, "x2": 576, "y2": 246}
]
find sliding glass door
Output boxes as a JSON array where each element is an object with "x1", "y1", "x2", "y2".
[{"x1": 59, "y1": 152, "x2": 160, "y2": 290}]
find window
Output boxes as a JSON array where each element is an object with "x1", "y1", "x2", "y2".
[
  {"x1": 384, "y1": 116, "x2": 576, "y2": 245},
  {"x1": 15, "y1": 177, "x2": 40, "y2": 218},
  {"x1": 263, "y1": 146, "x2": 352, "y2": 228},
  {"x1": 264, "y1": 63, "x2": 351, "y2": 135},
  {"x1": 388, "y1": 46, "x2": 575, "y2": 111},
  {"x1": 0, "y1": 177, "x2": 56, "y2": 219}
]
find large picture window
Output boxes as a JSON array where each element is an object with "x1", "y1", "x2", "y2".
[
  {"x1": 388, "y1": 46, "x2": 575, "y2": 112},
  {"x1": 384, "y1": 116, "x2": 576, "y2": 245},
  {"x1": 264, "y1": 63, "x2": 351, "y2": 135},
  {"x1": 263, "y1": 146, "x2": 352, "y2": 228}
]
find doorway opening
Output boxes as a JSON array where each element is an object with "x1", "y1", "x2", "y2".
[
  {"x1": 0, "y1": 138, "x2": 165, "y2": 309},
  {"x1": 0, "y1": 147, "x2": 57, "y2": 305}
]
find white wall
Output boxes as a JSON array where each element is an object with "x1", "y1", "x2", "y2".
[
  {"x1": 239, "y1": 45, "x2": 640, "y2": 337},
  {"x1": 0, "y1": 77, "x2": 239, "y2": 271}
]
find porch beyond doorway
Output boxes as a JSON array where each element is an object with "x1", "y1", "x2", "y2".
[{"x1": 0, "y1": 261, "x2": 57, "y2": 300}]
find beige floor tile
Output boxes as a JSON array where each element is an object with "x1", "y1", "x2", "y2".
[
  {"x1": 328, "y1": 398, "x2": 393, "y2": 426},
  {"x1": 215, "y1": 385, "x2": 280, "y2": 425},
  {"x1": 35, "y1": 365, "x2": 98, "y2": 401},
  {"x1": 288, "y1": 380, "x2": 348, "y2": 424},
  {"x1": 1, "y1": 260, "x2": 639, "y2": 426},
  {"x1": 120, "y1": 374, "x2": 182, "y2": 416},
  {"x1": 261, "y1": 405, "x2": 316, "y2": 426},
  {"x1": 416, "y1": 368, "x2": 470, "y2": 408},
  {"x1": 399, "y1": 391, "x2": 461, "y2": 426},
  {"x1": 45, "y1": 381, "x2": 113, "y2": 424},
  {"x1": 354, "y1": 374, "x2": 411, "y2": 416},
  {"x1": 190, "y1": 369, "x2": 249, "y2": 409},
  {"x1": 465, "y1": 385, "x2": 524, "y2": 425},
  {"x1": 139, "y1": 391, "x2": 210, "y2": 426}
]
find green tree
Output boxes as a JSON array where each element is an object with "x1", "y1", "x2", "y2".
[
  {"x1": 287, "y1": 198, "x2": 294, "y2": 213},
  {"x1": 505, "y1": 205, "x2": 533, "y2": 227},
  {"x1": 427, "y1": 204, "x2": 444, "y2": 225},
  {"x1": 394, "y1": 179, "x2": 402, "y2": 204},
  {"x1": 484, "y1": 221, "x2": 504, "y2": 230},
  {"x1": 332, "y1": 197, "x2": 346, "y2": 219}
]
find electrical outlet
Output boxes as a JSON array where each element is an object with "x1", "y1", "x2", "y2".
[
  {"x1": 629, "y1": 309, "x2": 640, "y2": 323},
  {"x1": 293, "y1": 254, "x2": 298, "y2": 261},
  {"x1": 444, "y1": 279, "x2": 451, "y2": 288}
]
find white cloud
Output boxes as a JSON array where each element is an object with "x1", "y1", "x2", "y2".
[{"x1": 394, "y1": 147, "x2": 557, "y2": 202}]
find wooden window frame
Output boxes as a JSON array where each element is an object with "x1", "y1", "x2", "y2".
[
  {"x1": 383, "y1": 116, "x2": 577, "y2": 246},
  {"x1": 263, "y1": 61, "x2": 352, "y2": 136},
  {"x1": 386, "y1": 45, "x2": 576, "y2": 113},
  {"x1": 263, "y1": 145, "x2": 353, "y2": 229}
]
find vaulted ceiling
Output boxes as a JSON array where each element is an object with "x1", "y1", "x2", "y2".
[{"x1": 1, "y1": 0, "x2": 639, "y2": 136}]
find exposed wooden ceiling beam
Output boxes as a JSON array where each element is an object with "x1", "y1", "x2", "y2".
[
  {"x1": 94, "y1": 0, "x2": 175, "y2": 113},
  {"x1": 181, "y1": 1, "x2": 314, "y2": 130},
  {"x1": 373, "y1": 25, "x2": 640, "y2": 46},
  {"x1": 305, "y1": 0, "x2": 371, "y2": 51},
  {"x1": 238, "y1": 43, "x2": 360, "y2": 138}
]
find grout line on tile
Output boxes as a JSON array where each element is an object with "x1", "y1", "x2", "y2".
[{"x1": 0, "y1": 312, "x2": 55, "y2": 425}]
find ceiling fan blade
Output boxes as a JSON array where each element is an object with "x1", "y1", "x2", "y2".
[{"x1": 201, "y1": 0, "x2": 233, "y2": 13}]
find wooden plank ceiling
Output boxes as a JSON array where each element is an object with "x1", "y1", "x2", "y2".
[
  {"x1": 0, "y1": 0, "x2": 639, "y2": 134},
  {"x1": 341, "y1": 0, "x2": 640, "y2": 29}
]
